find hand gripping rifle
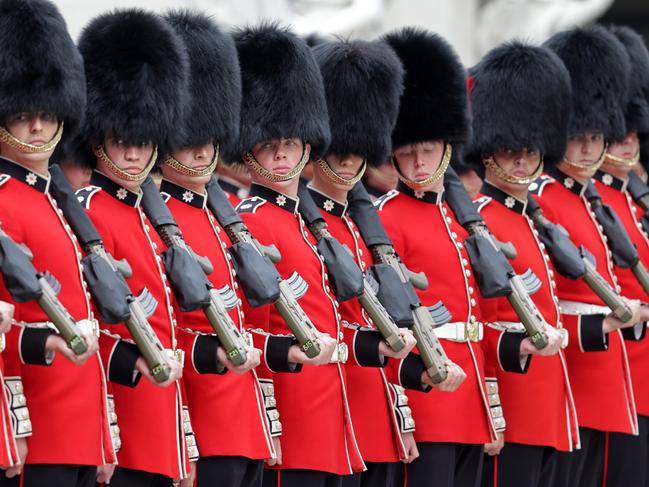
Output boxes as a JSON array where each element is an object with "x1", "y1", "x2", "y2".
[
  {"x1": 584, "y1": 181, "x2": 649, "y2": 296},
  {"x1": 444, "y1": 168, "x2": 549, "y2": 349},
  {"x1": 525, "y1": 195, "x2": 632, "y2": 322},
  {"x1": 205, "y1": 177, "x2": 325, "y2": 358},
  {"x1": 48, "y1": 165, "x2": 170, "y2": 382},
  {"x1": 346, "y1": 182, "x2": 453, "y2": 383},
  {"x1": 0, "y1": 226, "x2": 87, "y2": 354},
  {"x1": 139, "y1": 177, "x2": 248, "y2": 366}
]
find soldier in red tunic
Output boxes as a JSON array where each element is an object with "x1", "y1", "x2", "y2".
[
  {"x1": 0, "y1": 1, "x2": 117, "y2": 486},
  {"x1": 466, "y1": 41, "x2": 578, "y2": 487},
  {"x1": 374, "y1": 28, "x2": 505, "y2": 487},
  {"x1": 70, "y1": 10, "x2": 191, "y2": 487},
  {"x1": 156, "y1": 11, "x2": 285, "y2": 487},
  {"x1": 307, "y1": 38, "x2": 468, "y2": 487},
  {"x1": 533, "y1": 26, "x2": 649, "y2": 487},
  {"x1": 588, "y1": 26, "x2": 649, "y2": 487},
  {"x1": 231, "y1": 23, "x2": 366, "y2": 487}
]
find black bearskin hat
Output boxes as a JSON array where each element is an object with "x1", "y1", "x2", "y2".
[
  {"x1": 544, "y1": 26, "x2": 630, "y2": 143},
  {"x1": 232, "y1": 22, "x2": 330, "y2": 161},
  {"x1": 382, "y1": 27, "x2": 470, "y2": 150},
  {"x1": 610, "y1": 26, "x2": 649, "y2": 135},
  {"x1": 0, "y1": 0, "x2": 85, "y2": 139},
  {"x1": 75, "y1": 8, "x2": 189, "y2": 161},
  {"x1": 313, "y1": 40, "x2": 404, "y2": 166},
  {"x1": 468, "y1": 42, "x2": 572, "y2": 167},
  {"x1": 164, "y1": 10, "x2": 241, "y2": 155}
]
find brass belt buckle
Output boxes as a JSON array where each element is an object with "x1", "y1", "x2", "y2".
[
  {"x1": 330, "y1": 343, "x2": 349, "y2": 364},
  {"x1": 465, "y1": 320, "x2": 481, "y2": 342}
]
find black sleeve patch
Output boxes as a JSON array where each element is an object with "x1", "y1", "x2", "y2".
[
  {"x1": 75, "y1": 186, "x2": 101, "y2": 209},
  {"x1": 236, "y1": 197, "x2": 266, "y2": 214}
]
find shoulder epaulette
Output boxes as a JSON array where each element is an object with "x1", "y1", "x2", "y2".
[
  {"x1": 0, "y1": 174, "x2": 10, "y2": 189},
  {"x1": 528, "y1": 175, "x2": 555, "y2": 196},
  {"x1": 473, "y1": 195, "x2": 492, "y2": 213},
  {"x1": 75, "y1": 185, "x2": 101, "y2": 209},
  {"x1": 373, "y1": 190, "x2": 398, "y2": 210},
  {"x1": 236, "y1": 196, "x2": 266, "y2": 214}
]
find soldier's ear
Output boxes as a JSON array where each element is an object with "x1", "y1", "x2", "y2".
[{"x1": 304, "y1": 143, "x2": 312, "y2": 159}]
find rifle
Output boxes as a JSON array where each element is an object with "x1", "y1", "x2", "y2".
[
  {"x1": 443, "y1": 169, "x2": 549, "y2": 349},
  {"x1": 139, "y1": 177, "x2": 248, "y2": 366},
  {"x1": 346, "y1": 183, "x2": 453, "y2": 383},
  {"x1": 297, "y1": 184, "x2": 406, "y2": 352},
  {"x1": 525, "y1": 197, "x2": 632, "y2": 322},
  {"x1": 48, "y1": 165, "x2": 171, "y2": 382},
  {"x1": 205, "y1": 177, "x2": 324, "y2": 358},
  {"x1": 626, "y1": 171, "x2": 649, "y2": 235},
  {"x1": 0, "y1": 226, "x2": 88, "y2": 355},
  {"x1": 583, "y1": 180, "x2": 649, "y2": 296}
]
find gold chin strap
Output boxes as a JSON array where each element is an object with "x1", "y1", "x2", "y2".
[
  {"x1": 94, "y1": 144, "x2": 158, "y2": 182},
  {"x1": 163, "y1": 144, "x2": 219, "y2": 177},
  {"x1": 482, "y1": 154, "x2": 544, "y2": 185},
  {"x1": 561, "y1": 143, "x2": 608, "y2": 171},
  {"x1": 317, "y1": 158, "x2": 366, "y2": 186},
  {"x1": 392, "y1": 143, "x2": 452, "y2": 190},
  {"x1": 243, "y1": 148, "x2": 309, "y2": 182},
  {"x1": 604, "y1": 149, "x2": 640, "y2": 167},
  {"x1": 0, "y1": 122, "x2": 64, "y2": 154}
]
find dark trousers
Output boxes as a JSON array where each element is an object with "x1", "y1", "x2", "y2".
[
  {"x1": 342, "y1": 462, "x2": 398, "y2": 487},
  {"x1": 606, "y1": 415, "x2": 649, "y2": 487},
  {"x1": 0, "y1": 464, "x2": 97, "y2": 487},
  {"x1": 196, "y1": 456, "x2": 263, "y2": 487},
  {"x1": 107, "y1": 466, "x2": 173, "y2": 487},
  {"x1": 406, "y1": 442, "x2": 484, "y2": 487},
  {"x1": 482, "y1": 443, "x2": 558, "y2": 487},
  {"x1": 262, "y1": 469, "x2": 342, "y2": 487},
  {"x1": 555, "y1": 427, "x2": 606, "y2": 487}
]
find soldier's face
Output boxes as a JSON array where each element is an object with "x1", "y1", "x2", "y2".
[
  {"x1": 561, "y1": 132, "x2": 605, "y2": 179},
  {"x1": 491, "y1": 149, "x2": 541, "y2": 178},
  {"x1": 314, "y1": 153, "x2": 364, "y2": 192},
  {"x1": 603, "y1": 131, "x2": 639, "y2": 177},
  {"x1": 103, "y1": 136, "x2": 154, "y2": 175},
  {"x1": 393, "y1": 141, "x2": 445, "y2": 191},
  {"x1": 1, "y1": 112, "x2": 59, "y2": 167},
  {"x1": 251, "y1": 138, "x2": 307, "y2": 175},
  {"x1": 164, "y1": 143, "x2": 216, "y2": 187}
]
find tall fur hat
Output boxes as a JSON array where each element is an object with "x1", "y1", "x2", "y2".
[
  {"x1": 610, "y1": 26, "x2": 649, "y2": 135},
  {"x1": 0, "y1": 0, "x2": 85, "y2": 139},
  {"x1": 382, "y1": 27, "x2": 470, "y2": 150},
  {"x1": 163, "y1": 10, "x2": 241, "y2": 154},
  {"x1": 75, "y1": 9, "x2": 189, "y2": 159},
  {"x1": 313, "y1": 40, "x2": 404, "y2": 166},
  {"x1": 468, "y1": 42, "x2": 572, "y2": 168},
  {"x1": 232, "y1": 22, "x2": 330, "y2": 161},
  {"x1": 544, "y1": 26, "x2": 630, "y2": 143}
]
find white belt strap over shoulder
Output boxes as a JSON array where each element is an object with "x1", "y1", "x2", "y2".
[
  {"x1": 434, "y1": 321, "x2": 483, "y2": 342},
  {"x1": 558, "y1": 300, "x2": 610, "y2": 316}
]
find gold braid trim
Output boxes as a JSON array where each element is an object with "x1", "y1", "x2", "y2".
[
  {"x1": 0, "y1": 122, "x2": 63, "y2": 154},
  {"x1": 604, "y1": 149, "x2": 640, "y2": 167},
  {"x1": 482, "y1": 155, "x2": 544, "y2": 185},
  {"x1": 94, "y1": 144, "x2": 158, "y2": 182},
  {"x1": 392, "y1": 143, "x2": 452, "y2": 190},
  {"x1": 316, "y1": 158, "x2": 366, "y2": 186},
  {"x1": 243, "y1": 148, "x2": 309, "y2": 182},
  {"x1": 163, "y1": 145, "x2": 219, "y2": 177}
]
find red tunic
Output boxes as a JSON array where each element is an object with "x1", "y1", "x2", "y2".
[
  {"x1": 0, "y1": 158, "x2": 115, "y2": 467},
  {"x1": 307, "y1": 186, "x2": 406, "y2": 463},
  {"x1": 237, "y1": 183, "x2": 364, "y2": 475},
  {"x1": 78, "y1": 171, "x2": 189, "y2": 479},
  {"x1": 475, "y1": 183, "x2": 579, "y2": 451},
  {"x1": 532, "y1": 170, "x2": 637, "y2": 434},
  {"x1": 160, "y1": 179, "x2": 274, "y2": 460},
  {"x1": 376, "y1": 183, "x2": 495, "y2": 444},
  {"x1": 593, "y1": 170, "x2": 649, "y2": 417}
]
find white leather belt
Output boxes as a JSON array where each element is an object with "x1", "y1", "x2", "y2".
[
  {"x1": 434, "y1": 321, "x2": 483, "y2": 342},
  {"x1": 18, "y1": 318, "x2": 100, "y2": 338},
  {"x1": 559, "y1": 300, "x2": 609, "y2": 316},
  {"x1": 164, "y1": 348, "x2": 185, "y2": 367}
]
